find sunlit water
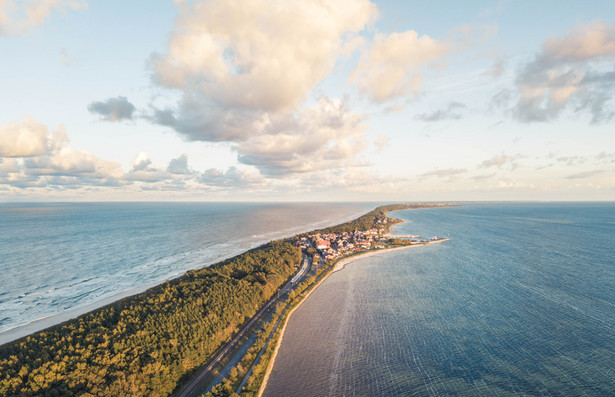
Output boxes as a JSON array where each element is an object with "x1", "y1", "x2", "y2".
[
  {"x1": 265, "y1": 203, "x2": 615, "y2": 396},
  {"x1": 0, "y1": 202, "x2": 372, "y2": 341}
]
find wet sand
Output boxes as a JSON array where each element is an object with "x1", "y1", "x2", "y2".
[
  {"x1": 331, "y1": 242, "x2": 447, "y2": 274},
  {"x1": 259, "y1": 241, "x2": 448, "y2": 396}
]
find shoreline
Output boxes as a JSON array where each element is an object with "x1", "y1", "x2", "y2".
[
  {"x1": 0, "y1": 281, "x2": 160, "y2": 346},
  {"x1": 258, "y1": 238, "x2": 448, "y2": 396},
  {"x1": 0, "y1": 207, "x2": 372, "y2": 347},
  {"x1": 0, "y1": 203, "x2": 454, "y2": 397},
  {"x1": 331, "y1": 242, "x2": 445, "y2": 273}
]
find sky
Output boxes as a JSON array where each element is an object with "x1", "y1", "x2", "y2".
[{"x1": 0, "y1": 0, "x2": 614, "y2": 202}]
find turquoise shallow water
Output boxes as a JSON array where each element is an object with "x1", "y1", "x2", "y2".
[
  {"x1": 265, "y1": 203, "x2": 615, "y2": 396},
  {"x1": 0, "y1": 202, "x2": 371, "y2": 340}
]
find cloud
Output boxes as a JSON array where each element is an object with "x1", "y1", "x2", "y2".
[
  {"x1": 349, "y1": 30, "x2": 451, "y2": 102},
  {"x1": 479, "y1": 153, "x2": 521, "y2": 170},
  {"x1": 418, "y1": 168, "x2": 467, "y2": 178},
  {"x1": 125, "y1": 152, "x2": 175, "y2": 182},
  {"x1": 88, "y1": 96, "x2": 136, "y2": 122},
  {"x1": 125, "y1": 153, "x2": 200, "y2": 185},
  {"x1": 471, "y1": 173, "x2": 496, "y2": 181},
  {"x1": 130, "y1": 152, "x2": 153, "y2": 172},
  {"x1": 0, "y1": 0, "x2": 86, "y2": 36},
  {"x1": 0, "y1": 157, "x2": 20, "y2": 175},
  {"x1": 596, "y1": 152, "x2": 615, "y2": 163},
  {"x1": 538, "y1": 152, "x2": 615, "y2": 171},
  {"x1": 153, "y1": 94, "x2": 367, "y2": 177},
  {"x1": 489, "y1": 57, "x2": 505, "y2": 79},
  {"x1": 0, "y1": 116, "x2": 67, "y2": 157},
  {"x1": 234, "y1": 96, "x2": 366, "y2": 176},
  {"x1": 374, "y1": 134, "x2": 388, "y2": 152},
  {"x1": 200, "y1": 166, "x2": 267, "y2": 188},
  {"x1": 0, "y1": 116, "x2": 124, "y2": 191},
  {"x1": 23, "y1": 146, "x2": 122, "y2": 179},
  {"x1": 152, "y1": 0, "x2": 376, "y2": 113},
  {"x1": 414, "y1": 102, "x2": 465, "y2": 122},
  {"x1": 490, "y1": 89, "x2": 513, "y2": 111},
  {"x1": 493, "y1": 178, "x2": 536, "y2": 191},
  {"x1": 294, "y1": 167, "x2": 405, "y2": 194},
  {"x1": 543, "y1": 23, "x2": 615, "y2": 61},
  {"x1": 149, "y1": 0, "x2": 376, "y2": 177},
  {"x1": 566, "y1": 170, "x2": 605, "y2": 179},
  {"x1": 555, "y1": 155, "x2": 585, "y2": 166},
  {"x1": 448, "y1": 23, "x2": 498, "y2": 52},
  {"x1": 478, "y1": 0, "x2": 510, "y2": 18},
  {"x1": 0, "y1": 117, "x2": 287, "y2": 194},
  {"x1": 512, "y1": 22, "x2": 615, "y2": 123},
  {"x1": 167, "y1": 153, "x2": 192, "y2": 175}
]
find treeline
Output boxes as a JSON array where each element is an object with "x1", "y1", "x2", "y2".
[
  {"x1": 206, "y1": 252, "x2": 334, "y2": 397},
  {"x1": 315, "y1": 203, "x2": 416, "y2": 235},
  {"x1": 0, "y1": 240, "x2": 301, "y2": 396}
]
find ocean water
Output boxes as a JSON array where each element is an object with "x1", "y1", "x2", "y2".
[
  {"x1": 0, "y1": 202, "x2": 372, "y2": 342},
  {"x1": 264, "y1": 203, "x2": 615, "y2": 396}
]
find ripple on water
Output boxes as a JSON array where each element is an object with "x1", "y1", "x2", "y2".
[{"x1": 264, "y1": 203, "x2": 615, "y2": 397}]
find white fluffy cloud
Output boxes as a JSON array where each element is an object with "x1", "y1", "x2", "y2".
[
  {"x1": 0, "y1": 157, "x2": 20, "y2": 175},
  {"x1": 513, "y1": 22, "x2": 615, "y2": 123},
  {"x1": 0, "y1": 117, "x2": 122, "y2": 190},
  {"x1": 150, "y1": 0, "x2": 377, "y2": 177},
  {"x1": 542, "y1": 22, "x2": 615, "y2": 61},
  {"x1": 350, "y1": 30, "x2": 451, "y2": 103},
  {"x1": 125, "y1": 152, "x2": 175, "y2": 182},
  {"x1": 153, "y1": 0, "x2": 376, "y2": 113},
  {"x1": 24, "y1": 146, "x2": 123, "y2": 179},
  {"x1": 235, "y1": 96, "x2": 366, "y2": 176},
  {"x1": 0, "y1": 0, "x2": 86, "y2": 36},
  {"x1": 130, "y1": 152, "x2": 153, "y2": 172},
  {"x1": 0, "y1": 116, "x2": 67, "y2": 157},
  {"x1": 0, "y1": 117, "x2": 278, "y2": 193}
]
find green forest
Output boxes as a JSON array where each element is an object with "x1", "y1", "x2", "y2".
[{"x1": 0, "y1": 241, "x2": 301, "y2": 396}]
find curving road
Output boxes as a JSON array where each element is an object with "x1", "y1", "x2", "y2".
[{"x1": 174, "y1": 252, "x2": 311, "y2": 397}]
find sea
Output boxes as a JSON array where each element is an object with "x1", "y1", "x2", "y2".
[
  {"x1": 0, "y1": 202, "x2": 372, "y2": 344},
  {"x1": 264, "y1": 202, "x2": 615, "y2": 396}
]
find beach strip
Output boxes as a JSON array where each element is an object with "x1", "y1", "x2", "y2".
[{"x1": 257, "y1": 239, "x2": 448, "y2": 396}]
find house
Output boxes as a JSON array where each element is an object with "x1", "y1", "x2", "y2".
[{"x1": 316, "y1": 239, "x2": 330, "y2": 250}]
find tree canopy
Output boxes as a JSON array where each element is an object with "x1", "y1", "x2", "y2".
[{"x1": 0, "y1": 241, "x2": 301, "y2": 396}]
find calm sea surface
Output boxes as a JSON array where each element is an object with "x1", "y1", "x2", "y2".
[
  {"x1": 0, "y1": 202, "x2": 372, "y2": 341},
  {"x1": 265, "y1": 203, "x2": 615, "y2": 396}
]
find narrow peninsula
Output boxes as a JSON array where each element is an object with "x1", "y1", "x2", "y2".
[{"x1": 0, "y1": 203, "x2": 452, "y2": 396}]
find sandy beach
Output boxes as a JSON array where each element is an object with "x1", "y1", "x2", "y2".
[
  {"x1": 331, "y1": 242, "x2": 444, "y2": 273},
  {"x1": 258, "y1": 239, "x2": 448, "y2": 396}
]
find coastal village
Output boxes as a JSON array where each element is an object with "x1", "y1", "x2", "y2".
[{"x1": 294, "y1": 217, "x2": 447, "y2": 262}]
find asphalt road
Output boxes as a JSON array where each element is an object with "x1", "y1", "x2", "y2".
[{"x1": 174, "y1": 253, "x2": 310, "y2": 397}]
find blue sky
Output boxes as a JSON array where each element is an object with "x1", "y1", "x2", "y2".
[{"x1": 1, "y1": 0, "x2": 614, "y2": 201}]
